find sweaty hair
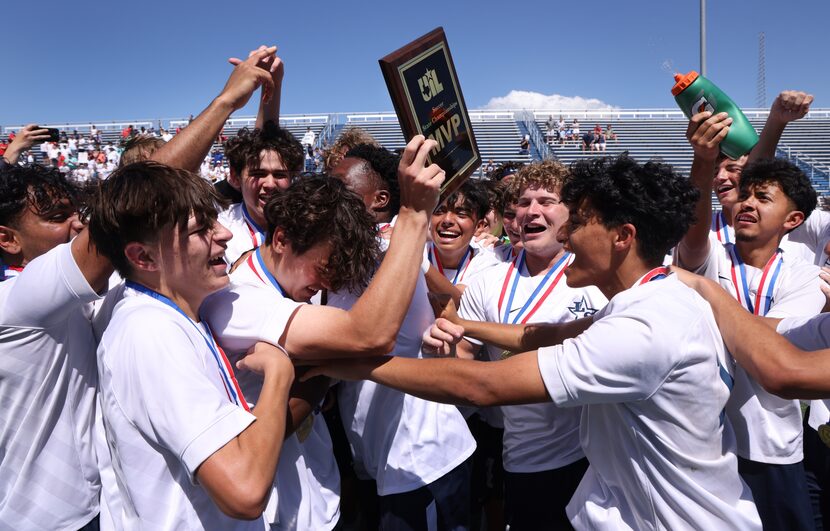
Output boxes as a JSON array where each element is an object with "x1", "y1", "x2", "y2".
[
  {"x1": 509, "y1": 160, "x2": 570, "y2": 199},
  {"x1": 323, "y1": 127, "x2": 379, "y2": 172},
  {"x1": 562, "y1": 156, "x2": 699, "y2": 265},
  {"x1": 224, "y1": 121, "x2": 304, "y2": 175},
  {"x1": 488, "y1": 161, "x2": 524, "y2": 182},
  {"x1": 344, "y1": 144, "x2": 401, "y2": 216},
  {"x1": 120, "y1": 136, "x2": 167, "y2": 166},
  {"x1": 478, "y1": 179, "x2": 510, "y2": 217},
  {"x1": 263, "y1": 175, "x2": 380, "y2": 293},
  {"x1": 89, "y1": 161, "x2": 227, "y2": 276},
  {"x1": 0, "y1": 164, "x2": 81, "y2": 227},
  {"x1": 739, "y1": 158, "x2": 817, "y2": 219},
  {"x1": 441, "y1": 180, "x2": 490, "y2": 221}
]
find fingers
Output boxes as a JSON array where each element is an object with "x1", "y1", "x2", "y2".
[
  {"x1": 400, "y1": 135, "x2": 427, "y2": 168},
  {"x1": 685, "y1": 111, "x2": 712, "y2": 139},
  {"x1": 412, "y1": 137, "x2": 439, "y2": 171},
  {"x1": 246, "y1": 45, "x2": 277, "y2": 66},
  {"x1": 435, "y1": 317, "x2": 465, "y2": 342}
]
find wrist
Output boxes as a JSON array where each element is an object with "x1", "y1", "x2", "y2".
[
  {"x1": 395, "y1": 207, "x2": 429, "y2": 229},
  {"x1": 209, "y1": 95, "x2": 237, "y2": 116}
]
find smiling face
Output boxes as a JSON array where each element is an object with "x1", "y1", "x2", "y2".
[
  {"x1": 501, "y1": 201, "x2": 523, "y2": 251},
  {"x1": 558, "y1": 199, "x2": 615, "y2": 290},
  {"x1": 733, "y1": 181, "x2": 800, "y2": 244},
  {"x1": 430, "y1": 194, "x2": 480, "y2": 264},
  {"x1": 713, "y1": 154, "x2": 748, "y2": 212},
  {"x1": 515, "y1": 184, "x2": 568, "y2": 260},
  {"x1": 231, "y1": 149, "x2": 294, "y2": 227},
  {"x1": 2, "y1": 196, "x2": 83, "y2": 265},
  {"x1": 272, "y1": 235, "x2": 333, "y2": 302}
]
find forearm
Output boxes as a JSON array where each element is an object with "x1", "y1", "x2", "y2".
[
  {"x1": 2, "y1": 145, "x2": 22, "y2": 165},
  {"x1": 676, "y1": 155, "x2": 715, "y2": 269},
  {"x1": 460, "y1": 316, "x2": 592, "y2": 352},
  {"x1": 71, "y1": 229, "x2": 114, "y2": 294},
  {"x1": 151, "y1": 98, "x2": 235, "y2": 173},
  {"x1": 255, "y1": 88, "x2": 281, "y2": 129},
  {"x1": 424, "y1": 265, "x2": 463, "y2": 307},
  {"x1": 748, "y1": 118, "x2": 786, "y2": 163},
  {"x1": 284, "y1": 373, "x2": 329, "y2": 438}
]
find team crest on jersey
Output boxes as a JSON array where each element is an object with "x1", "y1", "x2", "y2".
[{"x1": 568, "y1": 296, "x2": 598, "y2": 318}]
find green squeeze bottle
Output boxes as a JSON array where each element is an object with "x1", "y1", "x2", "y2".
[{"x1": 672, "y1": 71, "x2": 759, "y2": 159}]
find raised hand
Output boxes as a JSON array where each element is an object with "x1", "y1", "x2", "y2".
[
  {"x1": 397, "y1": 135, "x2": 445, "y2": 214},
  {"x1": 686, "y1": 111, "x2": 732, "y2": 162},
  {"x1": 219, "y1": 46, "x2": 278, "y2": 111},
  {"x1": 768, "y1": 90, "x2": 814, "y2": 126}
]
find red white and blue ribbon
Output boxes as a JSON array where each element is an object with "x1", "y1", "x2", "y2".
[
  {"x1": 241, "y1": 203, "x2": 266, "y2": 249},
  {"x1": 727, "y1": 244, "x2": 783, "y2": 316},
  {"x1": 427, "y1": 243, "x2": 474, "y2": 285},
  {"x1": 711, "y1": 211, "x2": 734, "y2": 245},
  {"x1": 497, "y1": 250, "x2": 571, "y2": 324},
  {"x1": 247, "y1": 247, "x2": 288, "y2": 297},
  {"x1": 0, "y1": 262, "x2": 23, "y2": 282},
  {"x1": 125, "y1": 280, "x2": 251, "y2": 411},
  {"x1": 637, "y1": 266, "x2": 670, "y2": 286}
]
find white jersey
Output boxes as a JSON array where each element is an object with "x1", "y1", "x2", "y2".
[
  {"x1": 327, "y1": 274, "x2": 476, "y2": 495},
  {"x1": 776, "y1": 315, "x2": 830, "y2": 432},
  {"x1": 786, "y1": 209, "x2": 830, "y2": 266},
  {"x1": 424, "y1": 243, "x2": 498, "y2": 286},
  {"x1": 538, "y1": 273, "x2": 761, "y2": 530},
  {"x1": 458, "y1": 251, "x2": 606, "y2": 473},
  {"x1": 96, "y1": 284, "x2": 262, "y2": 530},
  {"x1": 694, "y1": 242, "x2": 824, "y2": 463},
  {"x1": 219, "y1": 202, "x2": 267, "y2": 267},
  {"x1": 710, "y1": 209, "x2": 816, "y2": 262},
  {"x1": 0, "y1": 243, "x2": 101, "y2": 530},
  {"x1": 202, "y1": 250, "x2": 341, "y2": 531}
]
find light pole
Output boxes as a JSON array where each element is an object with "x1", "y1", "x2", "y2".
[{"x1": 700, "y1": 0, "x2": 707, "y2": 76}]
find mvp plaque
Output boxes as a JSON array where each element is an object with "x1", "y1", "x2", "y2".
[{"x1": 379, "y1": 27, "x2": 481, "y2": 199}]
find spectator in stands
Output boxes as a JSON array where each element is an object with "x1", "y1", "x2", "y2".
[
  {"x1": 593, "y1": 124, "x2": 602, "y2": 136},
  {"x1": 581, "y1": 131, "x2": 595, "y2": 152},
  {"x1": 322, "y1": 127, "x2": 378, "y2": 172},
  {"x1": 571, "y1": 119, "x2": 580, "y2": 140},
  {"x1": 301, "y1": 126, "x2": 316, "y2": 148},
  {"x1": 519, "y1": 134, "x2": 530, "y2": 155},
  {"x1": 606, "y1": 124, "x2": 617, "y2": 142},
  {"x1": 161, "y1": 129, "x2": 173, "y2": 142},
  {"x1": 90, "y1": 124, "x2": 100, "y2": 143},
  {"x1": 594, "y1": 130, "x2": 607, "y2": 152},
  {"x1": 546, "y1": 115, "x2": 556, "y2": 131},
  {"x1": 0, "y1": 125, "x2": 51, "y2": 168}
]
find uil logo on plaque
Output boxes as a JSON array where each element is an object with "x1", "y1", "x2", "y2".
[{"x1": 419, "y1": 69, "x2": 444, "y2": 101}]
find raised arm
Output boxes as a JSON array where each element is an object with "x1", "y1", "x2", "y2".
[
  {"x1": 2, "y1": 124, "x2": 51, "y2": 165},
  {"x1": 251, "y1": 46, "x2": 284, "y2": 129},
  {"x1": 283, "y1": 135, "x2": 445, "y2": 358},
  {"x1": 748, "y1": 90, "x2": 814, "y2": 162},
  {"x1": 151, "y1": 47, "x2": 277, "y2": 173},
  {"x1": 675, "y1": 111, "x2": 731, "y2": 270}
]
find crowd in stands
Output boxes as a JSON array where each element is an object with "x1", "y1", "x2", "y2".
[
  {"x1": 4, "y1": 42, "x2": 830, "y2": 531},
  {"x1": 542, "y1": 115, "x2": 617, "y2": 151}
]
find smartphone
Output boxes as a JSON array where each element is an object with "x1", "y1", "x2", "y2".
[{"x1": 33, "y1": 127, "x2": 60, "y2": 142}]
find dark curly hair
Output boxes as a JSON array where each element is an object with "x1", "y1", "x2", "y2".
[
  {"x1": 487, "y1": 161, "x2": 524, "y2": 182},
  {"x1": 224, "y1": 121, "x2": 304, "y2": 175},
  {"x1": 739, "y1": 158, "x2": 817, "y2": 221},
  {"x1": 0, "y1": 164, "x2": 81, "y2": 227},
  {"x1": 89, "y1": 161, "x2": 227, "y2": 276},
  {"x1": 562, "y1": 155, "x2": 699, "y2": 265},
  {"x1": 344, "y1": 144, "x2": 401, "y2": 217},
  {"x1": 263, "y1": 175, "x2": 380, "y2": 293},
  {"x1": 441, "y1": 180, "x2": 490, "y2": 220}
]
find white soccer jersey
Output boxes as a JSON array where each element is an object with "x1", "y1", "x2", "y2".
[
  {"x1": 458, "y1": 250, "x2": 606, "y2": 473},
  {"x1": 219, "y1": 202, "x2": 267, "y2": 267},
  {"x1": 786, "y1": 209, "x2": 830, "y2": 266},
  {"x1": 96, "y1": 284, "x2": 262, "y2": 530},
  {"x1": 201, "y1": 249, "x2": 341, "y2": 531},
  {"x1": 694, "y1": 242, "x2": 824, "y2": 463},
  {"x1": 538, "y1": 273, "x2": 761, "y2": 530},
  {"x1": 776, "y1": 315, "x2": 830, "y2": 432},
  {"x1": 710, "y1": 209, "x2": 817, "y2": 262},
  {"x1": 327, "y1": 273, "x2": 476, "y2": 495},
  {"x1": 424, "y1": 243, "x2": 499, "y2": 286},
  {"x1": 0, "y1": 243, "x2": 101, "y2": 530}
]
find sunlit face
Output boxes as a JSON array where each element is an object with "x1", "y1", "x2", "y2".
[
  {"x1": 156, "y1": 216, "x2": 233, "y2": 305},
  {"x1": 273, "y1": 238, "x2": 333, "y2": 303},
  {"x1": 3, "y1": 197, "x2": 83, "y2": 265},
  {"x1": 331, "y1": 157, "x2": 376, "y2": 212},
  {"x1": 501, "y1": 201, "x2": 523, "y2": 251},
  {"x1": 713, "y1": 155, "x2": 748, "y2": 211},
  {"x1": 233, "y1": 149, "x2": 294, "y2": 226},
  {"x1": 558, "y1": 200, "x2": 614, "y2": 289},
  {"x1": 733, "y1": 182, "x2": 799, "y2": 244},
  {"x1": 430, "y1": 195, "x2": 479, "y2": 260},
  {"x1": 515, "y1": 184, "x2": 568, "y2": 259}
]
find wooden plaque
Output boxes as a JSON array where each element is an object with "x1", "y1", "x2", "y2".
[{"x1": 379, "y1": 27, "x2": 481, "y2": 200}]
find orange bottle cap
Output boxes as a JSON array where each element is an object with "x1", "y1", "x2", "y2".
[{"x1": 671, "y1": 71, "x2": 699, "y2": 96}]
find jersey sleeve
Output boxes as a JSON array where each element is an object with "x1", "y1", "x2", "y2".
[
  {"x1": 102, "y1": 313, "x2": 255, "y2": 480},
  {"x1": 1, "y1": 242, "x2": 101, "y2": 328},
  {"x1": 537, "y1": 304, "x2": 689, "y2": 407},
  {"x1": 457, "y1": 274, "x2": 490, "y2": 347},
  {"x1": 777, "y1": 314, "x2": 830, "y2": 351},
  {"x1": 766, "y1": 263, "x2": 825, "y2": 319},
  {"x1": 202, "y1": 283, "x2": 303, "y2": 353}
]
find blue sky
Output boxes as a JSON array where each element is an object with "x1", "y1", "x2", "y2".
[{"x1": 2, "y1": 0, "x2": 827, "y2": 125}]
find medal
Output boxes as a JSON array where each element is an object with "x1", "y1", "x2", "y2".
[
  {"x1": 819, "y1": 424, "x2": 830, "y2": 449},
  {"x1": 241, "y1": 203, "x2": 266, "y2": 249},
  {"x1": 500, "y1": 350, "x2": 515, "y2": 360},
  {"x1": 428, "y1": 243, "x2": 474, "y2": 285},
  {"x1": 296, "y1": 415, "x2": 314, "y2": 443},
  {"x1": 727, "y1": 245, "x2": 783, "y2": 316}
]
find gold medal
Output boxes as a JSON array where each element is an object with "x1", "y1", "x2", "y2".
[
  {"x1": 296, "y1": 415, "x2": 314, "y2": 443},
  {"x1": 818, "y1": 424, "x2": 830, "y2": 449},
  {"x1": 500, "y1": 350, "x2": 514, "y2": 360}
]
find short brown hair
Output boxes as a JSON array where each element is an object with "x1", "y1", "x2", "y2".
[
  {"x1": 323, "y1": 127, "x2": 379, "y2": 172},
  {"x1": 89, "y1": 161, "x2": 227, "y2": 276},
  {"x1": 508, "y1": 160, "x2": 569, "y2": 199},
  {"x1": 120, "y1": 136, "x2": 167, "y2": 166}
]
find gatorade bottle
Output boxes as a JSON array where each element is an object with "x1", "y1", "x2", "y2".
[{"x1": 672, "y1": 71, "x2": 759, "y2": 159}]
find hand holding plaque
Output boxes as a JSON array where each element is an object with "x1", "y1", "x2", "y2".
[{"x1": 380, "y1": 27, "x2": 481, "y2": 201}]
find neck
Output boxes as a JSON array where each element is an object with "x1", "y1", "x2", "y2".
[
  {"x1": 435, "y1": 243, "x2": 470, "y2": 269},
  {"x1": 130, "y1": 274, "x2": 202, "y2": 322},
  {"x1": 597, "y1": 254, "x2": 655, "y2": 300},
  {"x1": 261, "y1": 244, "x2": 282, "y2": 279},
  {"x1": 524, "y1": 247, "x2": 565, "y2": 277},
  {"x1": 244, "y1": 202, "x2": 267, "y2": 229},
  {"x1": 735, "y1": 237, "x2": 781, "y2": 269},
  {"x1": 721, "y1": 205, "x2": 734, "y2": 227},
  {"x1": 0, "y1": 251, "x2": 25, "y2": 268}
]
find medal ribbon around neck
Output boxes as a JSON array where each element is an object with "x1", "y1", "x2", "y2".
[
  {"x1": 637, "y1": 266, "x2": 670, "y2": 285},
  {"x1": 713, "y1": 211, "x2": 733, "y2": 245},
  {"x1": 125, "y1": 280, "x2": 251, "y2": 411},
  {"x1": 249, "y1": 247, "x2": 288, "y2": 297},
  {"x1": 0, "y1": 261, "x2": 23, "y2": 282},
  {"x1": 497, "y1": 250, "x2": 571, "y2": 324},
  {"x1": 241, "y1": 203, "x2": 266, "y2": 249},
  {"x1": 727, "y1": 244, "x2": 783, "y2": 316},
  {"x1": 428, "y1": 243, "x2": 474, "y2": 285}
]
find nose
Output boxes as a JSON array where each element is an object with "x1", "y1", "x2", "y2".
[
  {"x1": 556, "y1": 223, "x2": 570, "y2": 246},
  {"x1": 214, "y1": 221, "x2": 233, "y2": 245}
]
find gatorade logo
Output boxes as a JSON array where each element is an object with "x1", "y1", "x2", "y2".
[{"x1": 691, "y1": 95, "x2": 715, "y2": 115}]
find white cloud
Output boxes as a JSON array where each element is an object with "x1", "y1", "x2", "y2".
[{"x1": 482, "y1": 90, "x2": 617, "y2": 111}]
